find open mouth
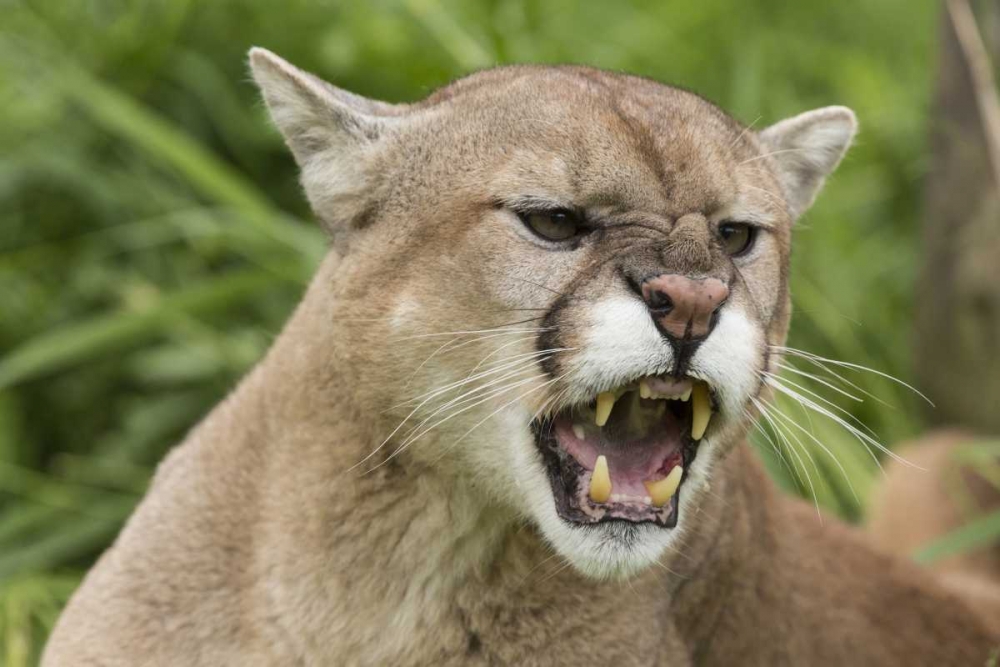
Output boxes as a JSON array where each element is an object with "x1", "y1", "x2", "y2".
[{"x1": 534, "y1": 375, "x2": 714, "y2": 527}]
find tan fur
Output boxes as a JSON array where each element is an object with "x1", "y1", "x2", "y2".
[
  {"x1": 868, "y1": 430, "x2": 1000, "y2": 623},
  {"x1": 43, "y1": 51, "x2": 1000, "y2": 665}
]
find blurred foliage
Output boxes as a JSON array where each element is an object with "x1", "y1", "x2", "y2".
[{"x1": 0, "y1": 0, "x2": 939, "y2": 661}]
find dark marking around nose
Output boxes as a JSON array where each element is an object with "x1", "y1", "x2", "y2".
[{"x1": 641, "y1": 274, "x2": 729, "y2": 341}]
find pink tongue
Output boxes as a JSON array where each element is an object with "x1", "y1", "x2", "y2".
[{"x1": 553, "y1": 419, "x2": 682, "y2": 497}]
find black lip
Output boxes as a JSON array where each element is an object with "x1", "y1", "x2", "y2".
[{"x1": 532, "y1": 418, "x2": 699, "y2": 528}]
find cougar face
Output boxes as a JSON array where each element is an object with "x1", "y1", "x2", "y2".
[{"x1": 251, "y1": 51, "x2": 855, "y2": 578}]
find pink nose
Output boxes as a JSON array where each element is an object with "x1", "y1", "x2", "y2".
[{"x1": 640, "y1": 275, "x2": 729, "y2": 340}]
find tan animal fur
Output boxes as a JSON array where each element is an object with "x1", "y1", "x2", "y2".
[{"x1": 43, "y1": 49, "x2": 1000, "y2": 665}]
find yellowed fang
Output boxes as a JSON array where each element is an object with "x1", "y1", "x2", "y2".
[
  {"x1": 644, "y1": 465, "x2": 683, "y2": 507},
  {"x1": 595, "y1": 391, "x2": 616, "y2": 426},
  {"x1": 691, "y1": 382, "x2": 711, "y2": 440},
  {"x1": 639, "y1": 378, "x2": 651, "y2": 399},
  {"x1": 589, "y1": 455, "x2": 612, "y2": 503}
]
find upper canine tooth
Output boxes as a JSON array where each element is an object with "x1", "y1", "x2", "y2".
[
  {"x1": 595, "y1": 392, "x2": 616, "y2": 426},
  {"x1": 590, "y1": 455, "x2": 612, "y2": 503},
  {"x1": 639, "y1": 379, "x2": 651, "y2": 399},
  {"x1": 645, "y1": 465, "x2": 683, "y2": 507},
  {"x1": 691, "y1": 382, "x2": 711, "y2": 440}
]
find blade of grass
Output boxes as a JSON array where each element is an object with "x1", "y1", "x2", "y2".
[
  {"x1": 0, "y1": 500, "x2": 135, "y2": 581},
  {"x1": 914, "y1": 509, "x2": 1000, "y2": 564},
  {"x1": 53, "y1": 57, "x2": 323, "y2": 262},
  {"x1": 0, "y1": 268, "x2": 289, "y2": 389}
]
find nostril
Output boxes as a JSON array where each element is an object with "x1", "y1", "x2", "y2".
[
  {"x1": 640, "y1": 279, "x2": 676, "y2": 313},
  {"x1": 647, "y1": 289, "x2": 674, "y2": 312}
]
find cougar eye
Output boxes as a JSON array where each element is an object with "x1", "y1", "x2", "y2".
[
  {"x1": 718, "y1": 222, "x2": 756, "y2": 256},
  {"x1": 519, "y1": 209, "x2": 582, "y2": 242}
]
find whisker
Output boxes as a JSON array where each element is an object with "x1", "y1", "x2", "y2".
[
  {"x1": 763, "y1": 375, "x2": 917, "y2": 470},
  {"x1": 512, "y1": 277, "x2": 570, "y2": 299},
  {"x1": 393, "y1": 326, "x2": 551, "y2": 341},
  {"x1": 534, "y1": 383, "x2": 575, "y2": 422},
  {"x1": 746, "y1": 407, "x2": 799, "y2": 483},
  {"x1": 730, "y1": 115, "x2": 762, "y2": 149},
  {"x1": 518, "y1": 550, "x2": 564, "y2": 587},
  {"x1": 356, "y1": 355, "x2": 554, "y2": 471},
  {"x1": 467, "y1": 337, "x2": 560, "y2": 376},
  {"x1": 771, "y1": 345, "x2": 934, "y2": 406},
  {"x1": 763, "y1": 371, "x2": 877, "y2": 439},
  {"x1": 404, "y1": 331, "x2": 556, "y2": 390},
  {"x1": 395, "y1": 349, "x2": 559, "y2": 408},
  {"x1": 530, "y1": 358, "x2": 581, "y2": 422},
  {"x1": 743, "y1": 183, "x2": 786, "y2": 209},
  {"x1": 537, "y1": 558, "x2": 575, "y2": 584},
  {"x1": 761, "y1": 390, "x2": 861, "y2": 503},
  {"x1": 369, "y1": 374, "x2": 548, "y2": 473},
  {"x1": 428, "y1": 376, "x2": 563, "y2": 466},
  {"x1": 486, "y1": 307, "x2": 550, "y2": 313},
  {"x1": 753, "y1": 397, "x2": 822, "y2": 520},
  {"x1": 738, "y1": 147, "x2": 812, "y2": 166},
  {"x1": 774, "y1": 362, "x2": 863, "y2": 403},
  {"x1": 403, "y1": 364, "x2": 549, "y2": 432},
  {"x1": 402, "y1": 335, "x2": 475, "y2": 389},
  {"x1": 777, "y1": 357, "x2": 893, "y2": 409}
]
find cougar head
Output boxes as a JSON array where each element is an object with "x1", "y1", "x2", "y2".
[{"x1": 250, "y1": 49, "x2": 856, "y2": 579}]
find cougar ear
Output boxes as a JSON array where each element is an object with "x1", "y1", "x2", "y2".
[
  {"x1": 249, "y1": 47, "x2": 399, "y2": 234},
  {"x1": 758, "y1": 106, "x2": 857, "y2": 218}
]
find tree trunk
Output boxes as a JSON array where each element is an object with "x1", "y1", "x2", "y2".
[{"x1": 916, "y1": 0, "x2": 1000, "y2": 433}]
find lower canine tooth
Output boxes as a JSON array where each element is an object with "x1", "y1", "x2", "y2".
[
  {"x1": 691, "y1": 382, "x2": 711, "y2": 440},
  {"x1": 590, "y1": 455, "x2": 612, "y2": 503},
  {"x1": 645, "y1": 466, "x2": 683, "y2": 507},
  {"x1": 595, "y1": 392, "x2": 615, "y2": 426},
  {"x1": 639, "y1": 379, "x2": 651, "y2": 399}
]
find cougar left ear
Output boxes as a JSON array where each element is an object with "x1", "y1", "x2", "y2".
[
  {"x1": 758, "y1": 106, "x2": 857, "y2": 218},
  {"x1": 249, "y1": 47, "x2": 402, "y2": 235}
]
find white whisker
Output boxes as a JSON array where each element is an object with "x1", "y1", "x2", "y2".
[
  {"x1": 763, "y1": 375, "x2": 914, "y2": 468},
  {"x1": 753, "y1": 397, "x2": 822, "y2": 520},
  {"x1": 730, "y1": 115, "x2": 762, "y2": 148},
  {"x1": 466, "y1": 335, "x2": 539, "y2": 375},
  {"x1": 764, "y1": 371, "x2": 877, "y2": 439},
  {"x1": 761, "y1": 390, "x2": 860, "y2": 503},
  {"x1": 371, "y1": 374, "x2": 549, "y2": 472},
  {"x1": 775, "y1": 361, "x2": 863, "y2": 403},
  {"x1": 429, "y1": 375, "x2": 564, "y2": 466},
  {"x1": 392, "y1": 326, "x2": 551, "y2": 341},
  {"x1": 354, "y1": 354, "x2": 556, "y2": 471},
  {"x1": 777, "y1": 357, "x2": 894, "y2": 409},
  {"x1": 395, "y1": 349, "x2": 559, "y2": 409},
  {"x1": 746, "y1": 407, "x2": 798, "y2": 482},
  {"x1": 771, "y1": 345, "x2": 933, "y2": 406},
  {"x1": 738, "y1": 147, "x2": 812, "y2": 166}
]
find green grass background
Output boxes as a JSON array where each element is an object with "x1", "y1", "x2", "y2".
[{"x1": 0, "y1": 0, "x2": 948, "y2": 661}]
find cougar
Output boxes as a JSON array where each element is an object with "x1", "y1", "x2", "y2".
[{"x1": 43, "y1": 48, "x2": 1000, "y2": 665}]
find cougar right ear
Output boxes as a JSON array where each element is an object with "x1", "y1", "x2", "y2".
[{"x1": 249, "y1": 47, "x2": 400, "y2": 234}]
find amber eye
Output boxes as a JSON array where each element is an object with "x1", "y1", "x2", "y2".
[
  {"x1": 718, "y1": 222, "x2": 756, "y2": 256},
  {"x1": 519, "y1": 210, "x2": 582, "y2": 242}
]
